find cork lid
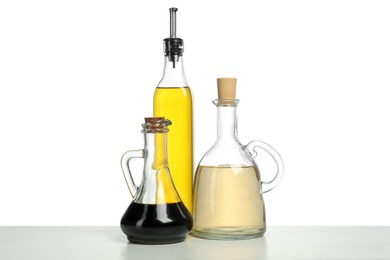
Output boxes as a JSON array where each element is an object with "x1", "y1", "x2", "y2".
[
  {"x1": 217, "y1": 78, "x2": 237, "y2": 99},
  {"x1": 142, "y1": 117, "x2": 172, "y2": 133}
]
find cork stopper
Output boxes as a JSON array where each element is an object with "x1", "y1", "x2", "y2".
[
  {"x1": 142, "y1": 117, "x2": 172, "y2": 133},
  {"x1": 217, "y1": 78, "x2": 237, "y2": 99},
  {"x1": 144, "y1": 117, "x2": 165, "y2": 124}
]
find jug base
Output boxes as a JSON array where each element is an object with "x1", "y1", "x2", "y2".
[
  {"x1": 127, "y1": 237, "x2": 185, "y2": 245},
  {"x1": 191, "y1": 227, "x2": 265, "y2": 240},
  {"x1": 121, "y1": 202, "x2": 193, "y2": 245}
]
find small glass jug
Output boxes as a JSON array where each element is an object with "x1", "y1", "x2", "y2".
[
  {"x1": 192, "y1": 78, "x2": 284, "y2": 240},
  {"x1": 120, "y1": 117, "x2": 192, "y2": 244}
]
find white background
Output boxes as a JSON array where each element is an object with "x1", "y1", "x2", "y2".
[{"x1": 1, "y1": 0, "x2": 389, "y2": 226}]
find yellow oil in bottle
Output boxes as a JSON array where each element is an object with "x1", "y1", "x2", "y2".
[{"x1": 153, "y1": 86, "x2": 192, "y2": 213}]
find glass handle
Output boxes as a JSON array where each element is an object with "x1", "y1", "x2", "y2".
[
  {"x1": 120, "y1": 149, "x2": 144, "y2": 198},
  {"x1": 245, "y1": 140, "x2": 284, "y2": 193}
]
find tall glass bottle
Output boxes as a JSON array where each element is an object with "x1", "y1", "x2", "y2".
[{"x1": 153, "y1": 8, "x2": 193, "y2": 213}]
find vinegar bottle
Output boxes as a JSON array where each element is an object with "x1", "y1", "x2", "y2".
[
  {"x1": 153, "y1": 8, "x2": 193, "y2": 213},
  {"x1": 120, "y1": 117, "x2": 193, "y2": 244},
  {"x1": 192, "y1": 78, "x2": 284, "y2": 240}
]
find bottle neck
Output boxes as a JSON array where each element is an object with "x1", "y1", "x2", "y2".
[
  {"x1": 158, "y1": 55, "x2": 188, "y2": 87},
  {"x1": 216, "y1": 105, "x2": 239, "y2": 143},
  {"x1": 144, "y1": 132, "x2": 167, "y2": 171}
]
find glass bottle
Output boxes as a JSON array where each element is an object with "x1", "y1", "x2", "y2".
[
  {"x1": 153, "y1": 8, "x2": 193, "y2": 213},
  {"x1": 120, "y1": 117, "x2": 193, "y2": 244},
  {"x1": 192, "y1": 78, "x2": 284, "y2": 240}
]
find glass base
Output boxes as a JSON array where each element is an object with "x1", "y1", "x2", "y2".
[
  {"x1": 191, "y1": 227, "x2": 265, "y2": 240},
  {"x1": 127, "y1": 237, "x2": 185, "y2": 245}
]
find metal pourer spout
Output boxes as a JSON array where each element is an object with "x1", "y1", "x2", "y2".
[
  {"x1": 170, "y1": 7, "x2": 178, "y2": 38},
  {"x1": 164, "y1": 7, "x2": 184, "y2": 69}
]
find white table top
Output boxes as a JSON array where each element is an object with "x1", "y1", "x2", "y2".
[{"x1": 0, "y1": 227, "x2": 389, "y2": 260}]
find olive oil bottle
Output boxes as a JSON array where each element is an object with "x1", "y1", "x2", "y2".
[{"x1": 153, "y1": 8, "x2": 193, "y2": 213}]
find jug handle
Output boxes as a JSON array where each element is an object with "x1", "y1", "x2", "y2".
[
  {"x1": 245, "y1": 140, "x2": 284, "y2": 193},
  {"x1": 120, "y1": 149, "x2": 144, "y2": 198}
]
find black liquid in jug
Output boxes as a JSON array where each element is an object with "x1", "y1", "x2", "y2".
[{"x1": 121, "y1": 202, "x2": 192, "y2": 244}]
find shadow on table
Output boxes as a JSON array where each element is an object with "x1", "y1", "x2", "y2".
[{"x1": 120, "y1": 236, "x2": 267, "y2": 260}]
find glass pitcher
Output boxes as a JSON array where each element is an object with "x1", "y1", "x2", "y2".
[
  {"x1": 192, "y1": 78, "x2": 284, "y2": 240},
  {"x1": 120, "y1": 117, "x2": 192, "y2": 244}
]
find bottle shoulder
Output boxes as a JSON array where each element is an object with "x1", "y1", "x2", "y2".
[
  {"x1": 198, "y1": 141, "x2": 256, "y2": 167},
  {"x1": 157, "y1": 76, "x2": 189, "y2": 89}
]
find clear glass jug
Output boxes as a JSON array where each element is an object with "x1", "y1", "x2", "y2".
[
  {"x1": 120, "y1": 117, "x2": 192, "y2": 244},
  {"x1": 192, "y1": 78, "x2": 284, "y2": 240}
]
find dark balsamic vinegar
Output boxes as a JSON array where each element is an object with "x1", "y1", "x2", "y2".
[{"x1": 120, "y1": 202, "x2": 193, "y2": 244}]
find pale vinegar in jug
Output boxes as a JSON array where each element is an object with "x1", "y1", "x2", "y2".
[{"x1": 193, "y1": 165, "x2": 265, "y2": 238}]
